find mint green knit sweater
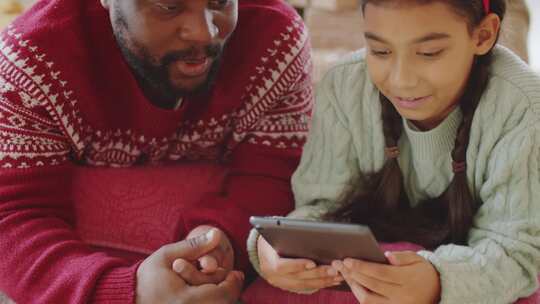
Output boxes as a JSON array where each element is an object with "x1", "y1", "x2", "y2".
[{"x1": 247, "y1": 46, "x2": 540, "y2": 303}]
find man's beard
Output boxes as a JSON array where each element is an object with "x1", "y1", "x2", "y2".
[{"x1": 112, "y1": 13, "x2": 223, "y2": 108}]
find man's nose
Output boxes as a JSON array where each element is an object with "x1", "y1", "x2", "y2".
[{"x1": 178, "y1": 10, "x2": 219, "y2": 44}]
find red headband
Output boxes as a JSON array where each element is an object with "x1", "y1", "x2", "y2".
[{"x1": 483, "y1": 0, "x2": 490, "y2": 15}]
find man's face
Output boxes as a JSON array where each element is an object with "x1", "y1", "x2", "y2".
[{"x1": 103, "y1": 0, "x2": 238, "y2": 104}]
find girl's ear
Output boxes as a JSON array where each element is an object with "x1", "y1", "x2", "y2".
[{"x1": 473, "y1": 13, "x2": 501, "y2": 56}]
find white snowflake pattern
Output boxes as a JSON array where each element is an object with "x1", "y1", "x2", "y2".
[
  {"x1": 0, "y1": 75, "x2": 14, "y2": 93},
  {"x1": 18, "y1": 91, "x2": 41, "y2": 108}
]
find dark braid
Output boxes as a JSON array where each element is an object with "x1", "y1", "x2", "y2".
[
  {"x1": 373, "y1": 95, "x2": 405, "y2": 212},
  {"x1": 327, "y1": 0, "x2": 505, "y2": 249},
  {"x1": 444, "y1": 55, "x2": 492, "y2": 243}
]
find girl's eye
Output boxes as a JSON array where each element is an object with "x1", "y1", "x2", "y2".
[
  {"x1": 371, "y1": 49, "x2": 391, "y2": 57},
  {"x1": 418, "y1": 50, "x2": 444, "y2": 58}
]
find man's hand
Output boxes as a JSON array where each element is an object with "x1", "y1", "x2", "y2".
[
  {"x1": 136, "y1": 229, "x2": 244, "y2": 304},
  {"x1": 180, "y1": 225, "x2": 234, "y2": 275}
]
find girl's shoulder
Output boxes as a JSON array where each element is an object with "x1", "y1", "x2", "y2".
[
  {"x1": 489, "y1": 45, "x2": 540, "y2": 111},
  {"x1": 322, "y1": 48, "x2": 369, "y2": 84},
  {"x1": 473, "y1": 46, "x2": 540, "y2": 143}
]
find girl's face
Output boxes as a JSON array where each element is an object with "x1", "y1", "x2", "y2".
[{"x1": 364, "y1": 2, "x2": 496, "y2": 130}]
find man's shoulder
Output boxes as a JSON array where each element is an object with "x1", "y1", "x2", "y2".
[
  {"x1": 0, "y1": 1, "x2": 105, "y2": 157},
  {"x1": 236, "y1": 0, "x2": 304, "y2": 39},
  {"x1": 238, "y1": 0, "x2": 299, "y2": 21},
  {"x1": 226, "y1": 0, "x2": 308, "y2": 64},
  {"x1": 5, "y1": 0, "x2": 99, "y2": 42},
  {"x1": 217, "y1": 0, "x2": 310, "y2": 100},
  {"x1": 0, "y1": 0, "x2": 105, "y2": 78}
]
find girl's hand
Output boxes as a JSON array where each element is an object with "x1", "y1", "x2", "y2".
[
  {"x1": 257, "y1": 236, "x2": 343, "y2": 292},
  {"x1": 332, "y1": 251, "x2": 441, "y2": 304}
]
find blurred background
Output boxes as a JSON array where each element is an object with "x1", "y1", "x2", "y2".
[
  {"x1": 0, "y1": 1, "x2": 537, "y2": 304},
  {"x1": 526, "y1": 0, "x2": 539, "y2": 71},
  {"x1": 287, "y1": 0, "x2": 539, "y2": 82},
  {"x1": 0, "y1": 0, "x2": 538, "y2": 76}
]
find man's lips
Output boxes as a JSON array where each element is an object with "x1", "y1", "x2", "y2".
[{"x1": 174, "y1": 57, "x2": 212, "y2": 77}]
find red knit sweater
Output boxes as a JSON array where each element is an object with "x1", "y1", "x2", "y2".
[{"x1": 0, "y1": 0, "x2": 312, "y2": 303}]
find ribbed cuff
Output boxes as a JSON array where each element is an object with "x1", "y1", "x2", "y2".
[
  {"x1": 247, "y1": 228, "x2": 263, "y2": 276},
  {"x1": 91, "y1": 262, "x2": 142, "y2": 304}
]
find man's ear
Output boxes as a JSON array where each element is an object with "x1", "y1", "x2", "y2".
[
  {"x1": 100, "y1": 0, "x2": 110, "y2": 10},
  {"x1": 473, "y1": 13, "x2": 501, "y2": 56}
]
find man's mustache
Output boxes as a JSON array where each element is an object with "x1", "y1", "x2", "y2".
[{"x1": 161, "y1": 44, "x2": 222, "y2": 66}]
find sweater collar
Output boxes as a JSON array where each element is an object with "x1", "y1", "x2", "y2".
[{"x1": 402, "y1": 106, "x2": 463, "y2": 159}]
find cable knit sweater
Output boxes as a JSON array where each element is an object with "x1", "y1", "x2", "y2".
[{"x1": 247, "y1": 45, "x2": 540, "y2": 304}]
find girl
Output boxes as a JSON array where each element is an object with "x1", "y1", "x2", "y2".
[{"x1": 247, "y1": 0, "x2": 540, "y2": 303}]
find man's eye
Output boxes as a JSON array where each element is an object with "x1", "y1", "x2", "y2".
[
  {"x1": 156, "y1": 3, "x2": 181, "y2": 13},
  {"x1": 209, "y1": 0, "x2": 231, "y2": 9}
]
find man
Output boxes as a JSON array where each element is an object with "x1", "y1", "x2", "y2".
[{"x1": 0, "y1": 0, "x2": 312, "y2": 303}]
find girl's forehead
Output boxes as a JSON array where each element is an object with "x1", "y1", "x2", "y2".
[
  {"x1": 363, "y1": 2, "x2": 470, "y2": 41},
  {"x1": 363, "y1": 1, "x2": 467, "y2": 24}
]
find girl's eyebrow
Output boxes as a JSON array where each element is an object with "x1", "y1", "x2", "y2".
[
  {"x1": 364, "y1": 32, "x2": 389, "y2": 44},
  {"x1": 364, "y1": 32, "x2": 451, "y2": 44},
  {"x1": 412, "y1": 33, "x2": 451, "y2": 44}
]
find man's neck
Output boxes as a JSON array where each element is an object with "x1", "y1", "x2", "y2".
[{"x1": 135, "y1": 76, "x2": 181, "y2": 110}]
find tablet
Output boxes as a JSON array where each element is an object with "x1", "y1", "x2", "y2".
[{"x1": 250, "y1": 216, "x2": 387, "y2": 265}]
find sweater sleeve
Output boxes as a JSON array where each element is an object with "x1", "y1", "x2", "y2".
[
  {"x1": 418, "y1": 113, "x2": 540, "y2": 304},
  {"x1": 183, "y1": 16, "x2": 314, "y2": 274},
  {"x1": 246, "y1": 65, "x2": 361, "y2": 275},
  {"x1": 289, "y1": 69, "x2": 361, "y2": 220},
  {"x1": 0, "y1": 68, "x2": 138, "y2": 304}
]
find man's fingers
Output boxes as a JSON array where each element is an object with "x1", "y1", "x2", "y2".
[
  {"x1": 199, "y1": 255, "x2": 219, "y2": 273},
  {"x1": 184, "y1": 271, "x2": 244, "y2": 304},
  {"x1": 217, "y1": 271, "x2": 244, "y2": 301},
  {"x1": 172, "y1": 258, "x2": 227, "y2": 286},
  {"x1": 161, "y1": 229, "x2": 221, "y2": 261}
]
